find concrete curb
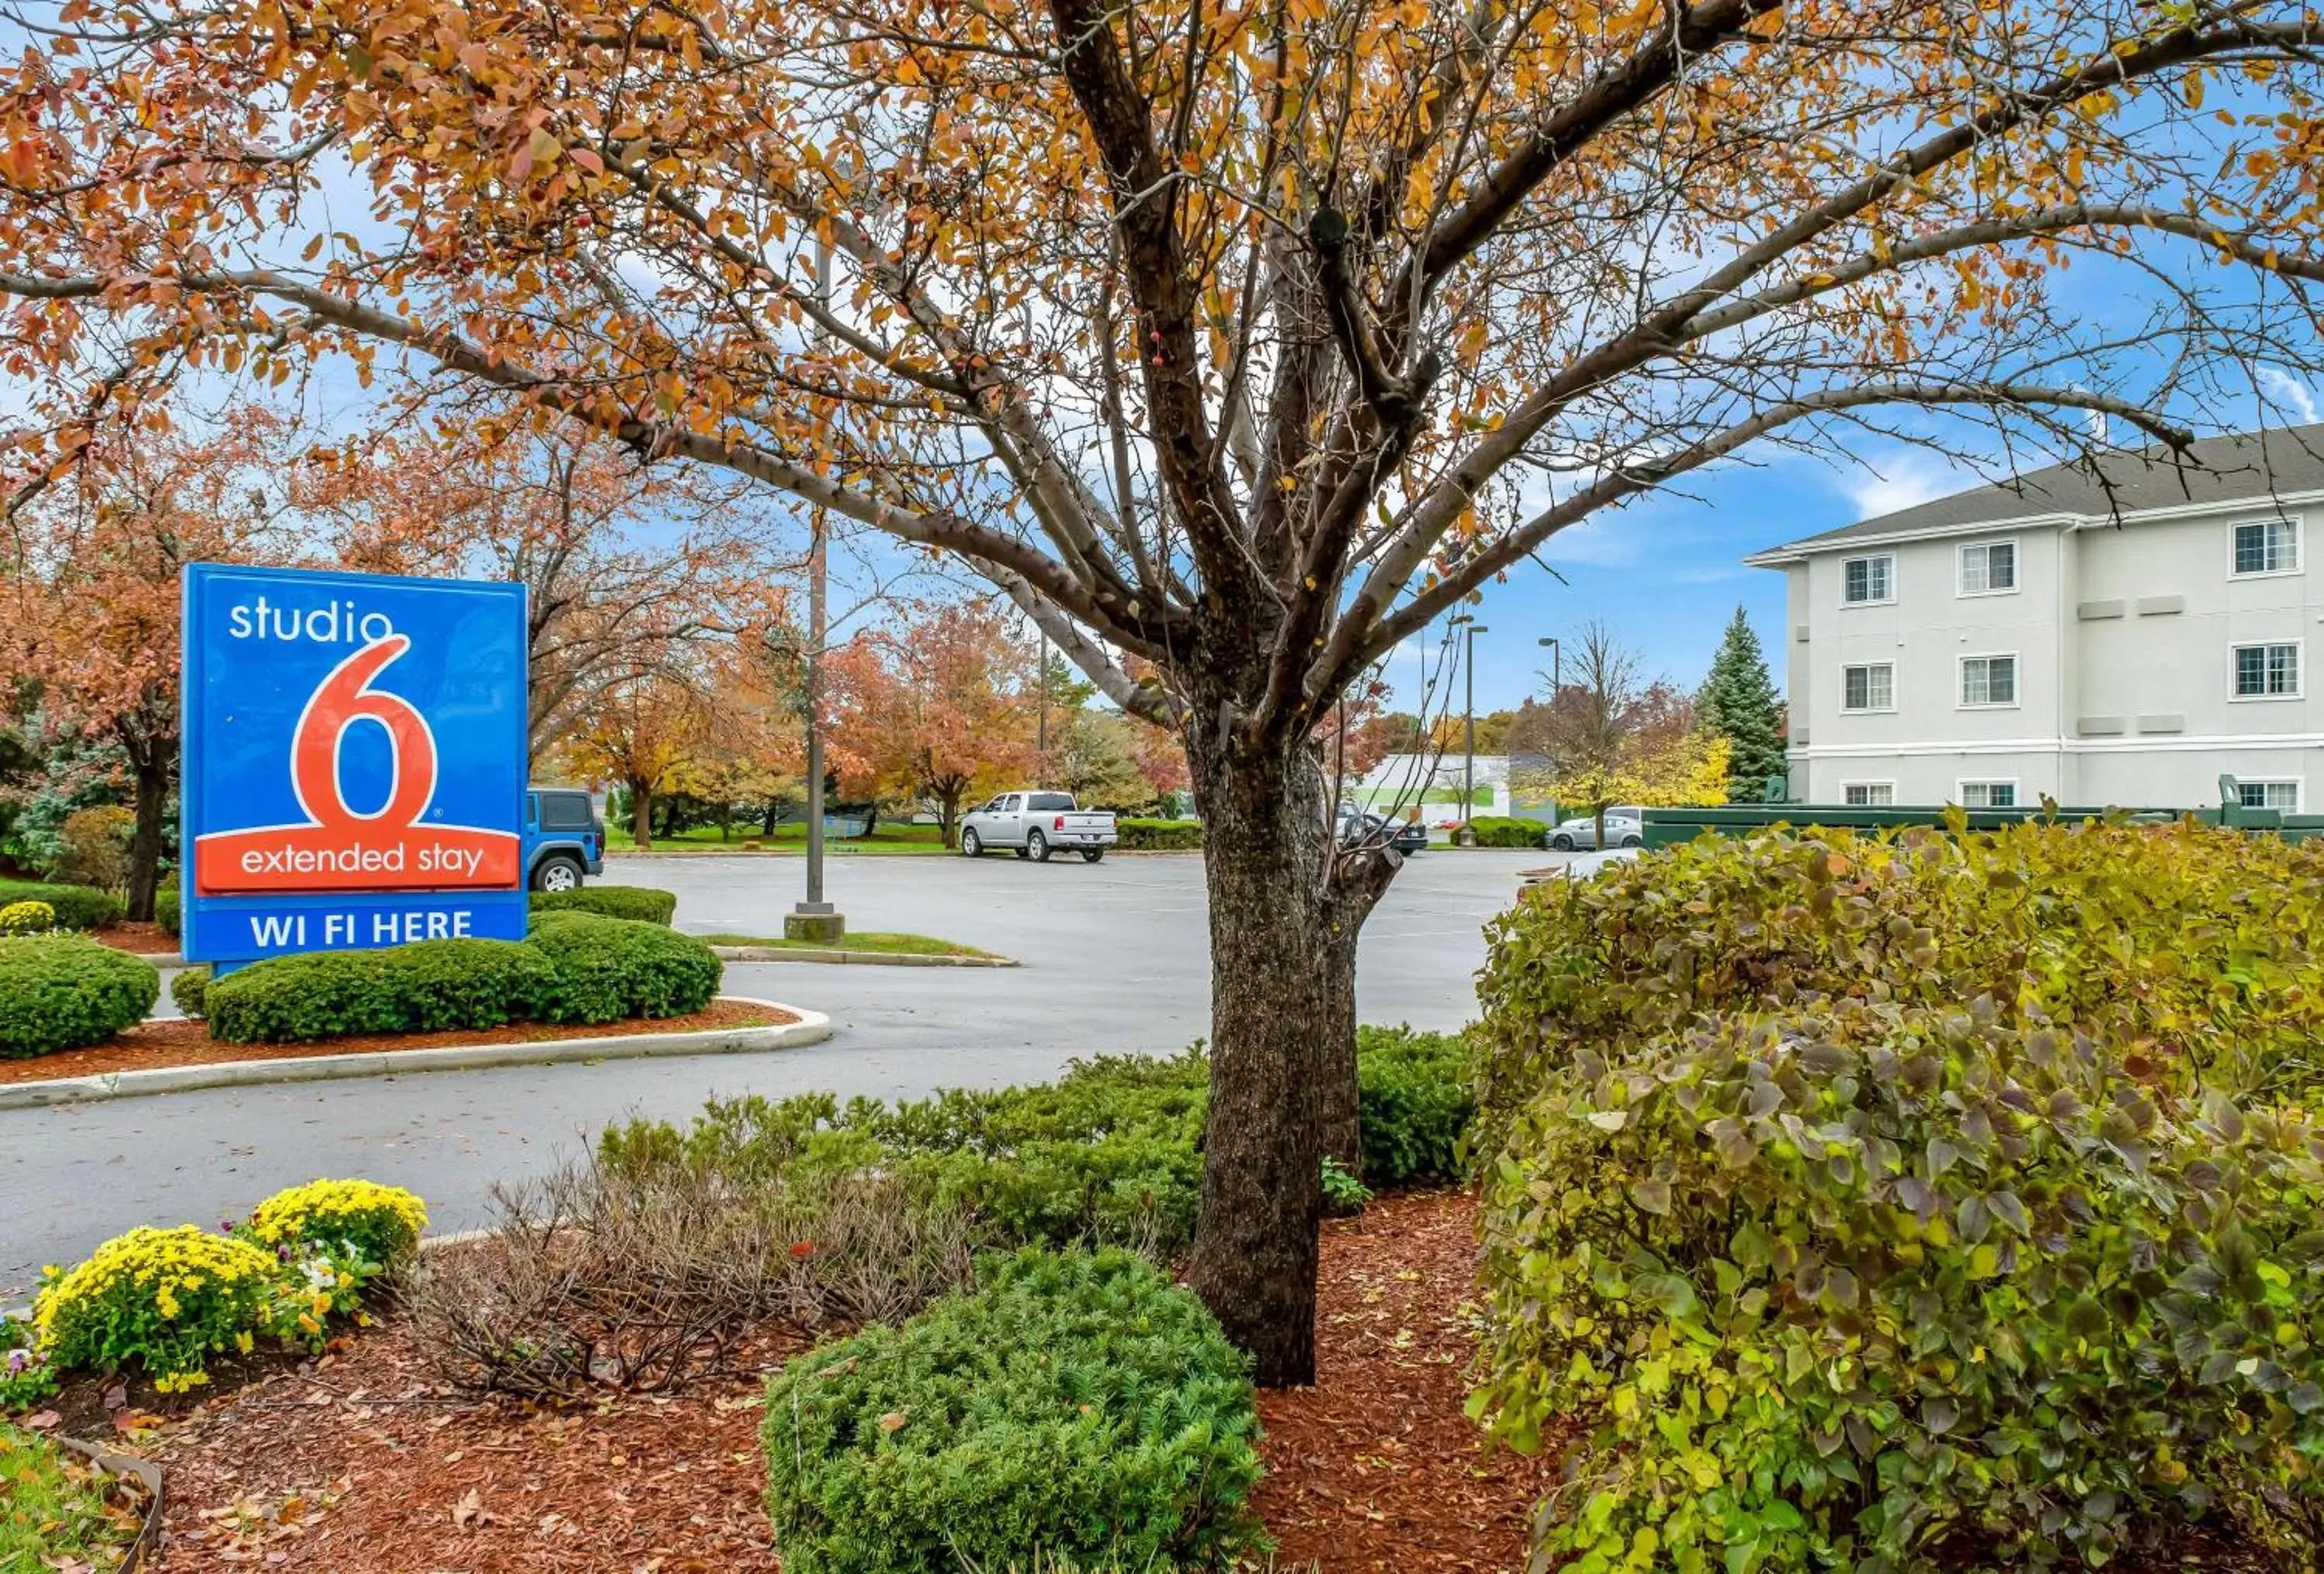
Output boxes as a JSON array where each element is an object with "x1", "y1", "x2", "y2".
[
  {"x1": 708, "y1": 943, "x2": 1017, "y2": 968},
  {"x1": 0, "y1": 996, "x2": 830, "y2": 1112}
]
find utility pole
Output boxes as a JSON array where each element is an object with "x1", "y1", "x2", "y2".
[
  {"x1": 786, "y1": 237, "x2": 844, "y2": 943},
  {"x1": 1036, "y1": 631, "x2": 1049, "y2": 783}
]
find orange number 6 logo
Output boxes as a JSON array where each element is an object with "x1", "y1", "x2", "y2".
[{"x1": 290, "y1": 637, "x2": 438, "y2": 832}]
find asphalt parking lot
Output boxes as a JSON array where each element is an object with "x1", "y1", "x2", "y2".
[{"x1": 0, "y1": 846, "x2": 1559, "y2": 1298}]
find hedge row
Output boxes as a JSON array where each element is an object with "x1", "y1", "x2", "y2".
[
  {"x1": 0, "y1": 936, "x2": 160, "y2": 1059},
  {"x1": 200, "y1": 913, "x2": 720, "y2": 1044},
  {"x1": 1115, "y1": 817, "x2": 1202, "y2": 851},
  {"x1": 606, "y1": 1026, "x2": 1473, "y2": 1261},
  {"x1": 1462, "y1": 814, "x2": 1546, "y2": 848},
  {"x1": 1471, "y1": 818, "x2": 2324, "y2": 1571},
  {"x1": 530, "y1": 885, "x2": 676, "y2": 924},
  {"x1": 0, "y1": 878, "x2": 122, "y2": 932}
]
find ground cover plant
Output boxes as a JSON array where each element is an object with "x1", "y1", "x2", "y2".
[
  {"x1": 697, "y1": 930, "x2": 999, "y2": 958},
  {"x1": 761, "y1": 1247, "x2": 1263, "y2": 1574},
  {"x1": 193, "y1": 916, "x2": 720, "y2": 1043},
  {"x1": 1470, "y1": 818, "x2": 2324, "y2": 1571},
  {"x1": 0, "y1": 934, "x2": 159, "y2": 1058},
  {"x1": 0, "y1": 1423, "x2": 150, "y2": 1572}
]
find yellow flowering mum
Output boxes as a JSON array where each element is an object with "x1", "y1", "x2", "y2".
[
  {"x1": 246, "y1": 1179, "x2": 428, "y2": 1266},
  {"x1": 33, "y1": 1226, "x2": 276, "y2": 1390}
]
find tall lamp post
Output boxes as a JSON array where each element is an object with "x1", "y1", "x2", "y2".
[
  {"x1": 1538, "y1": 635, "x2": 1560, "y2": 694},
  {"x1": 1451, "y1": 615, "x2": 1489, "y2": 827},
  {"x1": 786, "y1": 238, "x2": 844, "y2": 943}
]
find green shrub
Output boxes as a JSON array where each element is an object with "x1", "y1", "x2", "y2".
[
  {"x1": 0, "y1": 900, "x2": 54, "y2": 936},
  {"x1": 762, "y1": 1248, "x2": 1263, "y2": 1574},
  {"x1": 0, "y1": 936, "x2": 158, "y2": 1058},
  {"x1": 1470, "y1": 820, "x2": 2324, "y2": 1570},
  {"x1": 376, "y1": 939, "x2": 562, "y2": 1031},
  {"x1": 530, "y1": 885, "x2": 677, "y2": 925},
  {"x1": 51, "y1": 806, "x2": 133, "y2": 891},
  {"x1": 1356, "y1": 1025, "x2": 1474, "y2": 1186},
  {"x1": 204, "y1": 950, "x2": 400, "y2": 1044},
  {"x1": 170, "y1": 964, "x2": 208, "y2": 1019},
  {"x1": 201, "y1": 919, "x2": 717, "y2": 1043},
  {"x1": 1474, "y1": 816, "x2": 2324, "y2": 1120},
  {"x1": 1319, "y1": 1156, "x2": 1371, "y2": 1215},
  {"x1": 153, "y1": 884, "x2": 179, "y2": 936},
  {"x1": 1115, "y1": 817, "x2": 1202, "y2": 851},
  {"x1": 1463, "y1": 814, "x2": 1547, "y2": 848},
  {"x1": 524, "y1": 911, "x2": 720, "y2": 1022},
  {"x1": 0, "y1": 878, "x2": 122, "y2": 931}
]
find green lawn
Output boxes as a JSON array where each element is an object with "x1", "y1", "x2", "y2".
[
  {"x1": 1, "y1": 1425, "x2": 146, "y2": 1571},
  {"x1": 697, "y1": 930, "x2": 1001, "y2": 959},
  {"x1": 608, "y1": 822, "x2": 953, "y2": 855}
]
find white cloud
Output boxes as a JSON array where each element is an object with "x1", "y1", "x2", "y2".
[
  {"x1": 1835, "y1": 449, "x2": 1980, "y2": 518},
  {"x1": 1538, "y1": 516, "x2": 1641, "y2": 568},
  {"x1": 2258, "y1": 368, "x2": 2320, "y2": 425}
]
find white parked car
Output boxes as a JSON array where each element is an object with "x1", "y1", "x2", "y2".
[
  {"x1": 1546, "y1": 809, "x2": 1645, "y2": 851},
  {"x1": 960, "y1": 791, "x2": 1119, "y2": 863}
]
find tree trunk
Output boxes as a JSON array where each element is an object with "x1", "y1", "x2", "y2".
[
  {"x1": 1593, "y1": 804, "x2": 1607, "y2": 849},
  {"x1": 124, "y1": 749, "x2": 170, "y2": 924},
  {"x1": 631, "y1": 780, "x2": 654, "y2": 850},
  {"x1": 1317, "y1": 916, "x2": 1363, "y2": 1177},
  {"x1": 1185, "y1": 732, "x2": 1342, "y2": 1387}
]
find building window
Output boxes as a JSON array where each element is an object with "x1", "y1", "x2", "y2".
[
  {"x1": 1842, "y1": 554, "x2": 1894, "y2": 604},
  {"x1": 1959, "y1": 540, "x2": 2017, "y2": 594},
  {"x1": 1842, "y1": 662, "x2": 1894, "y2": 711},
  {"x1": 1958, "y1": 781, "x2": 2017, "y2": 809},
  {"x1": 2233, "y1": 641, "x2": 2302, "y2": 698},
  {"x1": 2233, "y1": 518, "x2": 2300, "y2": 576},
  {"x1": 1960, "y1": 654, "x2": 2018, "y2": 706},
  {"x1": 2239, "y1": 780, "x2": 2302, "y2": 812},
  {"x1": 1843, "y1": 782, "x2": 1896, "y2": 807}
]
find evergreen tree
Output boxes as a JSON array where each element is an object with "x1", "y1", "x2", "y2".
[{"x1": 1697, "y1": 607, "x2": 1788, "y2": 802}]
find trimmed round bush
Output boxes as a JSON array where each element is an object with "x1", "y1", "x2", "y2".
[
  {"x1": 245, "y1": 1179, "x2": 428, "y2": 1267},
  {"x1": 33, "y1": 1225, "x2": 278, "y2": 1394},
  {"x1": 1115, "y1": 817, "x2": 1202, "y2": 851},
  {"x1": 204, "y1": 950, "x2": 399, "y2": 1044},
  {"x1": 0, "y1": 878, "x2": 122, "y2": 932},
  {"x1": 374, "y1": 938, "x2": 562, "y2": 1032},
  {"x1": 0, "y1": 936, "x2": 159, "y2": 1058},
  {"x1": 530, "y1": 885, "x2": 677, "y2": 924},
  {"x1": 170, "y1": 964, "x2": 209, "y2": 1019},
  {"x1": 524, "y1": 911, "x2": 721, "y2": 1023},
  {"x1": 0, "y1": 900, "x2": 55, "y2": 936},
  {"x1": 153, "y1": 884, "x2": 180, "y2": 936},
  {"x1": 761, "y1": 1247, "x2": 1262, "y2": 1574}
]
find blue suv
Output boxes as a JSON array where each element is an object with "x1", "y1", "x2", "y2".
[{"x1": 521, "y1": 787, "x2": 605, "y2": 892}]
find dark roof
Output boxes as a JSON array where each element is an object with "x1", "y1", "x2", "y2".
[{"x1": 1755, "y1": 424, "x2": 2324, "y2": 558}]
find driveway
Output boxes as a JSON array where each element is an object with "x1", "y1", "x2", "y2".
[{"x1": 0, "y1": 847, "x2": 1556, "y2": 1300}]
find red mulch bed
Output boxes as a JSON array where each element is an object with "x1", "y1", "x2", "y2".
[
  {"x1": 91, "y1": 922, "x2": 178, "y2": 954},
  {"x1": 0, "y1": 999, "x2": 796, "y2": 1085},
  {"x1": 105, "y1": 1191, "x2": 1542, "y2": 1572}
]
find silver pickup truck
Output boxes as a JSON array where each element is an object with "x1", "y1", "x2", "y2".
[{"x1": 959, "y1": 791, "x2": 1119, "y2": 863}]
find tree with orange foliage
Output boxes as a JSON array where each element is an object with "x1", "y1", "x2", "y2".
[
  {"x1": 555, "y1": 665, "x2": 714, "y2": 851},
  {"x1": 829, "y1": 603, "x2": 1034, "y2": 847},
  {"x1": 3, "y1": 418, "x2": 293, "y2": 919},
  {"x1": 294, "y1": 418, "x2": 782, "y2": 759},
  {"x1": 9, "y1": 0, "x2": 2324, "y2": 1377}
]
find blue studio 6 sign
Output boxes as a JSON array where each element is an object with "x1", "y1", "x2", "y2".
[{"x1": 180, "y1": 563, "x2": 529, "y2": 967}]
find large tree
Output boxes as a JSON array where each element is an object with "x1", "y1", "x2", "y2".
[
  {"x1": 1697, "y1": 607, "x2": 1788, "y2": 802},
  {"x1": 3, "y1": 0, "x2": 2324, "y2": 1383},
  {"x1": 2, "y1": 418, "x2": 293, "y2": 918},
  {"x1": 1512, "y1": 620, "x2": 1729, "y2": 844}
]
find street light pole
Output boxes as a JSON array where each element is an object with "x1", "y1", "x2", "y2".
[
  {"x1": 1538, "y1": 635, "x2": 1560, "y2": 695},
  {"x1": 1036, "y1": 631, "x2": 1049, "y2": 782},
  {"x1": 1453, "y1": 617, "x2": 1489, "y2": 827},
  {"x1": 786, "y1": 238, "x2": 844, "y2": 943}
]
